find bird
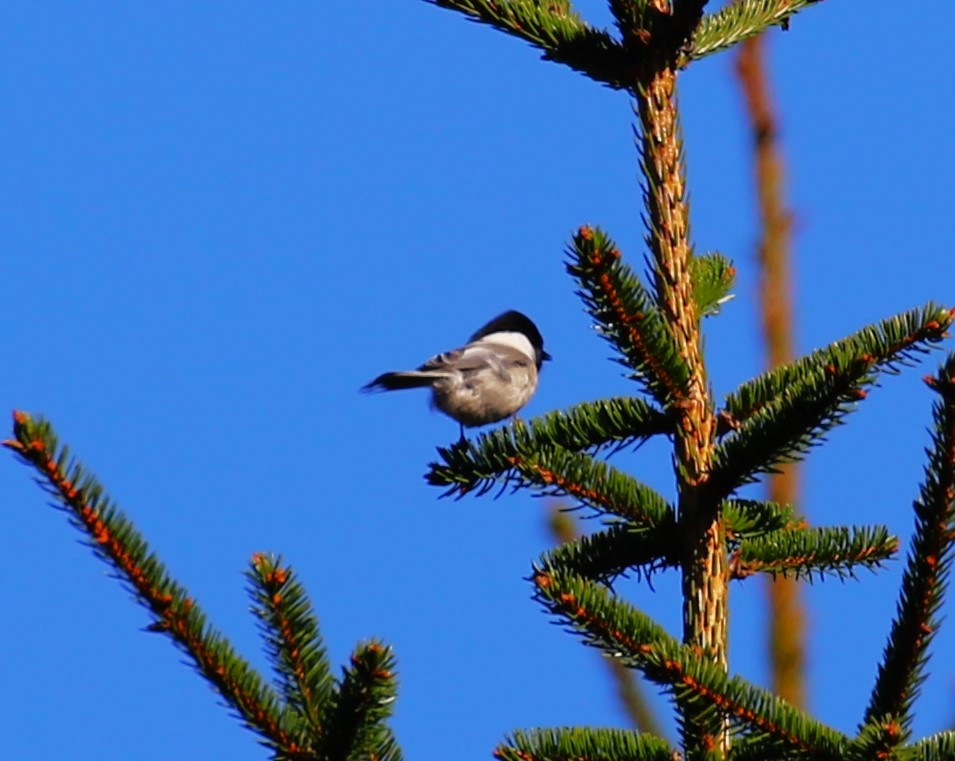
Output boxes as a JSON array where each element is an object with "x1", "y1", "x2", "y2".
[{"x1": 362, "y1": 310, "x2": 551, "y2": 440}]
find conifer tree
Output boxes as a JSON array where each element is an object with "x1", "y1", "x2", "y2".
[{"x1": 6, "y1": 2, "x2": 955, "y2": 760}]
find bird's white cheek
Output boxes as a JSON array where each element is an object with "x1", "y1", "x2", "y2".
[{"x1": 476, "y1": 331, "x2": 536, "y2": 361}]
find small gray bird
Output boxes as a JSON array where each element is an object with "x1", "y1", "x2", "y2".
[{"x1": 362, "y1": 310, "x2": 551, "y2": 439}]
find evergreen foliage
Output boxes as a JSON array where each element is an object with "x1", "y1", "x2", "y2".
[
  {"x1": 722, "y1": 304, "x2": 952, "y2": 425},
  {"x1": 427, "y1": 394, "x2": 671, "y2": 496},
  {"x1": 530, "y1": 568, "x2": 851, "y2": 759},
  {"x1": 722, "y1": 499, "x2": 795, "y2": 541},
  {"x1": 710, "y1": 304, "x2": 953, "y2": 499},
  {"x1": 496, "y1": 727, "x2": 675, "y2": 761},
  {"x1": 410, "y1": 3, "x2": 955, "y2": 759},
  {"x1": 248, "y1": 554, "x2": 335, "y2": 735},
  {"x1": 424, "y1": 0, "x2": 635, "y2": 89},
  {"x1": 6, "y1": 1, "x2": 955, "y2": 760},
  {"x1": 911, "y1": 731, "x2": 955, "y2": 761},
  {"x1": 729, "y1": 525, "x2": 898, "y2": 581},
  {"x1": 5, "y1": 413, "x2": 401, "y2": 761},
  {"x1": 540, "y1": 522, "x2": 679, "y2": 583},
  {"x1": 686, "y1": 1, "x2": 825, "y2": 64},
  {"x1": 566, "y1": 224, "x2": 690, "y2": 404},
  {"x1": 863, "y1": 356, "x2": 955, "y2": 741}
]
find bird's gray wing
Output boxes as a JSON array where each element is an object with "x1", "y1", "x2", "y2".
[
  {"x1": 417, "y1": 347, "x2": 465, "y2": 374},
  {"x1": 419, "y1": 345, "x2": 517, "y2": 382},
  {"x1": 483, "y1": 343, "x2": 532, "y2": 378}
]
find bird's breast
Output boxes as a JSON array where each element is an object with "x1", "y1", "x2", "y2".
[{"x1": 431, "y1": 365, "x2": 538, "y2": 427}]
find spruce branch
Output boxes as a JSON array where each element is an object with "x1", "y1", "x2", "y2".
[
  {"x1": 634, "y1": 83, "x2": 699, "y2": 391},
  {"x1": 711, "y1": 305, "x2": 954, "y2": 500},
  {"x1": 724, "y1": 735, "x2": 809, "y2": 761},
  {"x1": 424, "y1": 0, "x2": 636, "y2": 90},
  {"x1": 508, "y1": 449, "x2": 672, "y2": 524},
  {"x1": 426, "y1": 395, "x2": 671, "y2": 495},
  {"x1": 635, "y1": 53, "x2": 726, "y2": 753},
  {"x1": 720, "y1": 737, "x2": 774, "y2": 761},
  {"x1": 674, "y1": 0, "x2": 709, "y2": 17},
  {"x1": 320, "y1": 642, "x2": 402, "y2": 761},
  {"x1": 608, "y1": 0, "x2": 660, "y2": 47},
  {"x1": 671, "y1": 1, "x2": 710, "y2": 46},
  {"x1": 722, "y1": 303, "x2": 953, "y2": 425},
  {"x1": 548, "y1": 510, "x2": 671, "y2": 739},
  {"x1": 532, "y1": 569, "x2": 849, "y2": 758},
  {"x1": 496, "y1": 727, "x2": 675, "y2": 761},
  {"x1": 567, "y1": 225, "x2": 690, "y2": 405},
  {"x1": 439, "y1": 439, "x2": 674, "y2": 526},
  {"x1": 3, "y1": 412, "x2": 312, "y2": 758},
  {"x1": 715, "y1": 363, "x2": 869, "y2": 495},
  {"x1": 722, "y1": 499, "x2": 796, "y2": 543},
  {"x1": 850, "y1": 718, "x2": 908, "y2": 761},
  {"x1": 729, "y1": 526, "x2": 898, "y2": 581},
  {"x1": 537, "y1": 501, "x2": 802, "y2": 584},
  {"x1": 5, "y1": 413, "x2": 404, "y2": 761},
  {"x1": 610, "y1": 0, "x2": 711, "y2": 56},
  {"x1": 911, "y1": 731, "x2": 955, "y2": 761},
  {"x1": 540, "y1": 523, "x2": 680, "y2": 583},
  {"x1": 247, "y1": 553, "x2": 334, "y2": 734},
  {"x1": 863, "y1": 354, "x2": 955, "y2": 737},
  {"x1": 683, "y1": 0, "x2": 826, "y2": 65}
]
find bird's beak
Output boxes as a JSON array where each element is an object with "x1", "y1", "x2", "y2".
[{"x1": 542, "y1": 350, "x2": 553, "y2": 362}]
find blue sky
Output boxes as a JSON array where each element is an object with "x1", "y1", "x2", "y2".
[{"x1": 3, "y1": 2, "x2": 955, "y2": 759}]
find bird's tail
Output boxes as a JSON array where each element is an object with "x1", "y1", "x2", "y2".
[{"x1": 361, "y1": 371, "x2": 438, "y2": 392}]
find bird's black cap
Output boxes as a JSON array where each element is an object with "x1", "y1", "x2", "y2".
[{"x1": 469, "y1": 310, "x2": 552, "y2": 364}]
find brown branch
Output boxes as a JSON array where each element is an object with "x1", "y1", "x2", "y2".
[
  {"x1": 735, "y1": 32, "x2": 806, "y2": 709},
  {"x1": 635, "y1": 51, "x2": 725, "y2": 753}
]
